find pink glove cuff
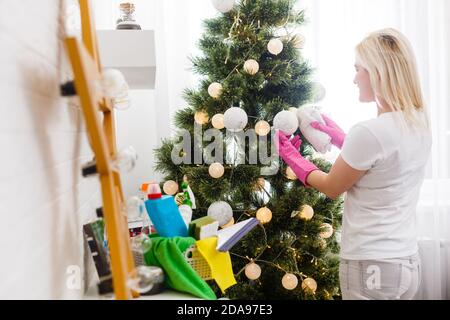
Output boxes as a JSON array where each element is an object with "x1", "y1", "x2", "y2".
[
  {"x1": 285, "y1": 157, "x2": 319, "y2": 187},
  {"x1": 275, "y1": 131, "x2": 319, "y2": 186}
]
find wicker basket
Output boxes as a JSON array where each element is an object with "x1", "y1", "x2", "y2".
[{"x1": 184, "y1": 245, "x2": 212, "y2": 280}]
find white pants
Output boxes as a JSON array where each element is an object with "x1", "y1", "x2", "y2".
[{"x1": 339, "y1": 253, "x2": 421, "y2": 300}]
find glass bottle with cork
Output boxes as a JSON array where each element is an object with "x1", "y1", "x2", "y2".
[{"x1": 116, "y1": 2, "x2": 141, "y2": 30}]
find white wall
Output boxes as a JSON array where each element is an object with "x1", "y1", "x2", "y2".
[
  {"x1": 0, "y1": 0, "x2": 99, "y2": 298},
  {"x1": 116, "y1": 90, "x2": 160, "y2": 197},
  {"x1": 92, "y1": 0, "x2": 217, "y2": 197}
]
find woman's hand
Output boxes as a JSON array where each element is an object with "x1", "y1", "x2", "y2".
[
  {"x1": 275, "y1": 130, "x2": 365, "y2": 198},
  {"x1": 311, "y1": 114, "x2": 346, "y2": 149},
  {"x1": 275, "y1": 131, "x2": 319, "y2": 186}
]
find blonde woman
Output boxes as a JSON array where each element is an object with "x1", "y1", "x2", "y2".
[{"x1": 276, "y1": 28, "x2": 431, "y2": 300}]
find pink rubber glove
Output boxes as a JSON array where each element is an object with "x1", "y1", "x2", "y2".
[
  {"x1": 311, "y1": 114, "x2": 346, "y2": 149},
  {"x1": 275, "y1": 131, "x2": 319, "y2": 186}
]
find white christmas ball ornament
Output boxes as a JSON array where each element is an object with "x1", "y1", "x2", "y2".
[
  {"x1": 282, "y1": 273, "x2": 298, "y2": 290},
  {"x1": 273, "y1": 110, "x2": 298, "y2": 135},
  {"x1": 207, "y1": 201, "x2": 233, "y2": 227},
  {"x1": 312, "y1": 82, "x2": 327, "y2": 103},
  {"x1": 245, "y1": 262, "x2": 261, "y2": 280},
  {"x1": 212, "y1": 114, "x2": 225, "y2": 129},
  {"x1": 243, "y1": 59, "x2": 259, "y2": 75},
  {"x1": 208, "y1": 82, "x2": 223, "y2": 99},
  {"x1": 224, "y1": 107, "x2": 248, "y2": 132},
  {"x1": 267, "y1": 38, "x2": 283, "y2": 55},
  {"x1": 319, "y1": 222, "x2": 333, "y2": 239},
  {"x1": 211, "y1": 0, "x2": 235, "y2": 13},
  {"x1": 209, "y1": 162, "x2": 225, "y2": 178},
  {"x1": 255, "y1": 120, "x2": 271, "y2": 136}
]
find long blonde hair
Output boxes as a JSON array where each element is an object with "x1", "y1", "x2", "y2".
[{"x1": 355, "y1": 28, "x2": 429, "y2": 129}]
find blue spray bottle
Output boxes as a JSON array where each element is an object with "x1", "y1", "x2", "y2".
[{"x1": 144, "y1": 182, "x2": 188, "y2": 237}]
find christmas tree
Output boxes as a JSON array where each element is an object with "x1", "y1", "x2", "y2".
[{"x1": 154, "y1": 0, "x2": 343, "y2": 300}]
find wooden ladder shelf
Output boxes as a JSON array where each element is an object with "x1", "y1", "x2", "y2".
[{"x1": 63, "y1": 0, "x2": 137, "y2": 300}]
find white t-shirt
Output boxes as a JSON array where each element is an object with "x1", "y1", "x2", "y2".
[{"x1": 339, "y1": 111, "x2": 432, "y2": 260}]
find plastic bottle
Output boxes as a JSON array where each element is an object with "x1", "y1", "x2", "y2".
[{"x1": 144, "y1": 182, "x2": 188, "y2": 237}]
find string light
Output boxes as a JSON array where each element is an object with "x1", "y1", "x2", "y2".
[
  {"x1": 257, "y1": 177, "x2": 266, "y2": 188},
  {"x1": 212, "y1": 113, "x2": 225, "y2": 129},
  {"x1": 319, "y1": 223, "x2": 333, "y2": 239},
  {"x1": 286, "y1": 167, "x2": 297, "y2": 180},
  {"x1": 291, "y1": 33, "x2": 305, "y2": 49},
  {"x1": 301, "y1": 277, "x2": 317, "y2": 294},
  {"x1": 317, "y1": 238, "x2": 327, "y2": 249},
  {"x1": 255, "y1": 120, "x2": 271, "y2": 136},
  {"x1": 299, "y1": 205, "x2": 314, "y2": 220},
  {"x1": 222, "y1": 217, "x2": 235, "y2": 228},
  {"x1": 245, "y1": 262, "x2": 261, "y2": 280},
  {"x1": 256, "y1": 207, "x2": 272, "y2": 224},
  {"x1": 194, "y1": 110, "x2": 209, "y2": 125},
  {"x1": 163, "y1": 180, "x2": 178, "y2": 195},
  {"x1": 208, "y1": 82, "x2": 223, "y2": 99},
  {"x1": 282, "y1": 273, "x2": 298, "y2": 290},
  {"x1": 209, "y1": 162, "x2": 225, "y2": 178},
  {"x1": 267, "y1": 38, "x2": 283, "y2": 55},
  {"x1": 243, "y1": 59, "x2": 259, "y2": 75}
]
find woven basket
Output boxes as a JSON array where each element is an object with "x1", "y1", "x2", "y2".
[{"x1": 184, "y1": 245, "x2": 212, "y2": 280}]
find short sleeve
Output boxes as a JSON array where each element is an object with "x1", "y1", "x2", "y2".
[{"x1": 340, "y1": 125, "x2": 383, "y2": 171}]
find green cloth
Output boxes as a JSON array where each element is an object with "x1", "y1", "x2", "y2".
[{"x1": 144, "y1": 235, "x2": 217, "y2": 300}]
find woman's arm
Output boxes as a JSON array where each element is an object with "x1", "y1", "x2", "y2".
[
  {"x1": 276, "y1": 131, "x2": 368, "y2": 200},
  {"x1": 306, "y1": 155, "x2": 366, "y2": 200}
]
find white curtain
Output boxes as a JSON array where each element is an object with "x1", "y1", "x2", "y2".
[
  {"x1": 91, "y1": 0, "x2": 450, "y2": 299},
  {"x1": 302, "y1": 0, "x2": 450, "y2": 299}
]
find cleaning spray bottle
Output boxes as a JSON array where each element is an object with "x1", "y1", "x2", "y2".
[{"x1": 144, "y1": 182, "x2": 188, "y2": 237}]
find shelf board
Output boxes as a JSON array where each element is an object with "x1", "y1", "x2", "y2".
[{"x1": 97, "y1": 30, "x2": 156, "y2": 89}]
